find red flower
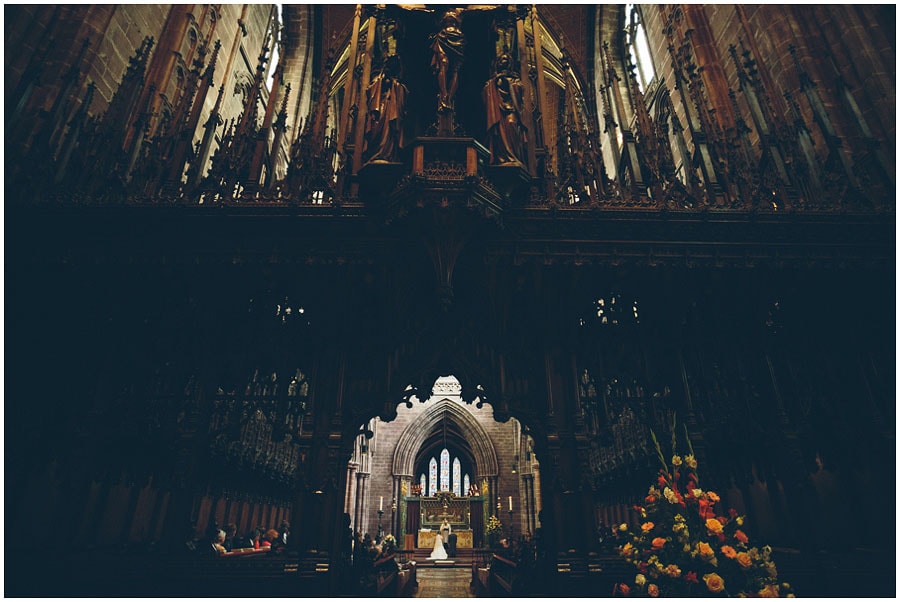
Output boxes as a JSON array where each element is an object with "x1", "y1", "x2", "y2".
[
  {"x1": 658, "y1": 475, "x2": 668, "y2": 486},
  {"x1": 617, "y1": 583, "x2": 631, "y2": 596},
  {"x1": 729, "y1": 508, "x2": 738, "y2": 518},
  {"x1": 734, "y1": 529, "x2": 749, "y2": 544},
  {"x1": 684, "y1": 571, "x2": 699, "y2": 584},
  {"x1": 645, "y1": 495, "x2": 657, "y2": 504}
]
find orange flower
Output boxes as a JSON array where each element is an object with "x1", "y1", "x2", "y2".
[
  {"x1": 736, "y1": 552, "x2": 753, "y2": 569},
  {"x1": 706, "y1": 491, "x2": 720, "y2": 503},
  {"x1": 734, "y1": 529, "x2": 749, "y2": 544},
  {"x1": 705, "y1": 518, "x2": 724, "y2": 535},
  {"x1": 697, "y1": 542, "x2": 715, "y2": 561},
  {"x1": 617, "y1": 583, "x2": 631, "y2": 596},
  {"x1": 641, "y1": 522, "x2": 655, "y2": 533},
  {"x1": 651, "y1": 537, "x2": 666, "y2": 550},
  {"x1": 647, "y1": 583, "x2": 659, "y2": 597},
  {"x1": 758, "y1": 584, "x2": 780, "y2": 597},
  {"x1": 720, "y1": 545, "x2": 737, "y2": 559},
  {"x1": 703, "y1": 573, "x2": 725, "y2": 593}
]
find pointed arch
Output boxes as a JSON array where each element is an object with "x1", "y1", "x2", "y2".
[{"x1": 391, "y1": 399, "x2": 500, "y2": 479}]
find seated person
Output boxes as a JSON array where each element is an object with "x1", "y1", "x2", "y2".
[
  {"x1": 250, "y1": 527, "x2": 264, "y2": 549},
  {"x1": 223, "y1": 523, "x2": 238, "y2": 552},
  {"x1": 261, "y1": 529, "x2": 280, "y2": 549},
  {"x1": 211, "y1": 530, "x2": 227, "y2": 556}
]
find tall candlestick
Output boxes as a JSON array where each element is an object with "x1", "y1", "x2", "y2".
[
  {"x1": 380, "y1": 496, "x2": 383, "y2": 511},
  {"x1": 509, "y1": 496, "x2": 513, "y2": 511}
]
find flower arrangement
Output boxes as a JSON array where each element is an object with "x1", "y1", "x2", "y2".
[
  {"x1": 614, "y1": 425, "x2": 794, "y2": 598},
  {"x1": 485, "y1": 514, "x2": 503, "y2": 543},
  {"x1": 381, "y1": 533, "x2": 397, "y2": 554}
]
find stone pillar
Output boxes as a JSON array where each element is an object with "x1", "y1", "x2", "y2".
[{"x1": 354, "y1": 471, "x2": 369, "y2": 536}]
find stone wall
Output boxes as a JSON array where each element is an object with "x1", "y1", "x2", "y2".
[{"x1": 357, "y1": 388, "x2": 539, "y2": 544}]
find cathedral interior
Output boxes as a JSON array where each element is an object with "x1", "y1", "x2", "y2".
[{"x1": 4, "y1": 4, "x2": 895, "y2": 598}]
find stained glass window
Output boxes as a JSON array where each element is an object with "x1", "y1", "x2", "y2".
[
  {"x1": 420, "y1": 474, "x2": 426, "y2": 495},
  {"x1": 440, "y1": 448, "x2": 450, "y2": 491},
  {"x1": 463, "y1": 474, "x2": 470, "y2": 496},
  {"x1": 452, "y1": 457, "x2": 461, "y2": 495},
  {"x1": 429, "y1": 458, "x2": 438, "y2": 496}
]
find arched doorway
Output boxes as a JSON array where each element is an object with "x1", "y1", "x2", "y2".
[{"x1": 344, "y1": 376, "x2": 542, "y2": 552}]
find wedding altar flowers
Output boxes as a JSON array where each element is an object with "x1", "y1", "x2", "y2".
[
  {"x1": 614, "y1": 424, "x2": 794, "y2": 597},
  {"x1": 486, "y1": 515, "x2": 503, "y2": 535}
]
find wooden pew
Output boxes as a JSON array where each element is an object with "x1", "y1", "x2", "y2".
[
  {"x1": 470, "y1": 548, "x2": 493, "y2": 595},
  {"x1": 489, "y1": 554, "x2": 518, "y2": 596},
  {"x1": 555, "y1": 551, "x2": 632, "y2": 597}
]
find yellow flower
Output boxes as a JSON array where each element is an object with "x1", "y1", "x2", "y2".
[
  {"x1": 684, "y1": 454, "x2": 697, "y2": 469},
  {"x1": 671, "y1": 455, "x2": 683, "y2": 466},
  {"x1": 758, "y1": 584, "x2": 780, "y2": 597},
  {"x1": 621, "y1": 543, "x2": 634, "y2": 557},
  {"x1": 705, "y1": 518, "x2": 724, "y2": 535},
  {"x1": 697, "y1": 542, "x2": 716, "y2": 561},
  {"x1": 641, "y1": 522, "x2": 655, "y2": 532},
  {"x1": 635, "y1": 574, "x2": 646, "y2": 587},
  {"x1": 663, "y1": 487, "x2": 679, "y2": 504},
  {"x1": 703, "y1": 573, "x2": 725, "y2": 593},
  {"x1": 647, "y1": 583, "x2": 659, "y2": 597},
  {"x1": 736, "y1": 552, "x2": 753, "y2": 569},
  {"x1": 663, "y1": 564, "x2": 682, "y2": 578},
  {"x1": 618, "y1": 523, "x2": 628, "y2": 532}
]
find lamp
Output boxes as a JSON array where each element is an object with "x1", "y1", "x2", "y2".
[{"x1": 511, "y1": 455, "x2": 518, "y2": 474}]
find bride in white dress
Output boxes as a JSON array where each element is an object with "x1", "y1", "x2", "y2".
[{"x1": 427, "y1": 531, "x2": 448, "y2": 560}]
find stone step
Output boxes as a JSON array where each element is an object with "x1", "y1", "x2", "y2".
[{"x1": 409, "y1": 547, "x2": 475, "y2": 568}]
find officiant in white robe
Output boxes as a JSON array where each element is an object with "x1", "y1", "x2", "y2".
[{"x1": 440, "y1": 519, "x2": 451, "y2": 545}]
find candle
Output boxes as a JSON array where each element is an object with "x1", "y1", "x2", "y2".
[
  {"x1": 509, "y1": 496, "x2": 513, "y2": 511},
  {"x1": 380, "y1": 496, "x2": 383, "y2": 511}
]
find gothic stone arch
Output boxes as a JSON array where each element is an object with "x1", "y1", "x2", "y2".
[{"x1": 391, "y1": 398, "x2": 500, "y2": 481}]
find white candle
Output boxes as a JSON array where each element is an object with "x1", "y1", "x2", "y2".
[
  {"x1": 509, "y1": 496, "x2": 513, "y2": 511},
  {"x1": 380, "y1": 496, "x2": 383, "y2": 511}
]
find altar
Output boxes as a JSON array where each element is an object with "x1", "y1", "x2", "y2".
[
  {"x1": 417, "y1": 529, "x2": 473, "y2": 549},
  {"x1": 404, "y1": 491, "x2": 483, "y2": 549}
]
